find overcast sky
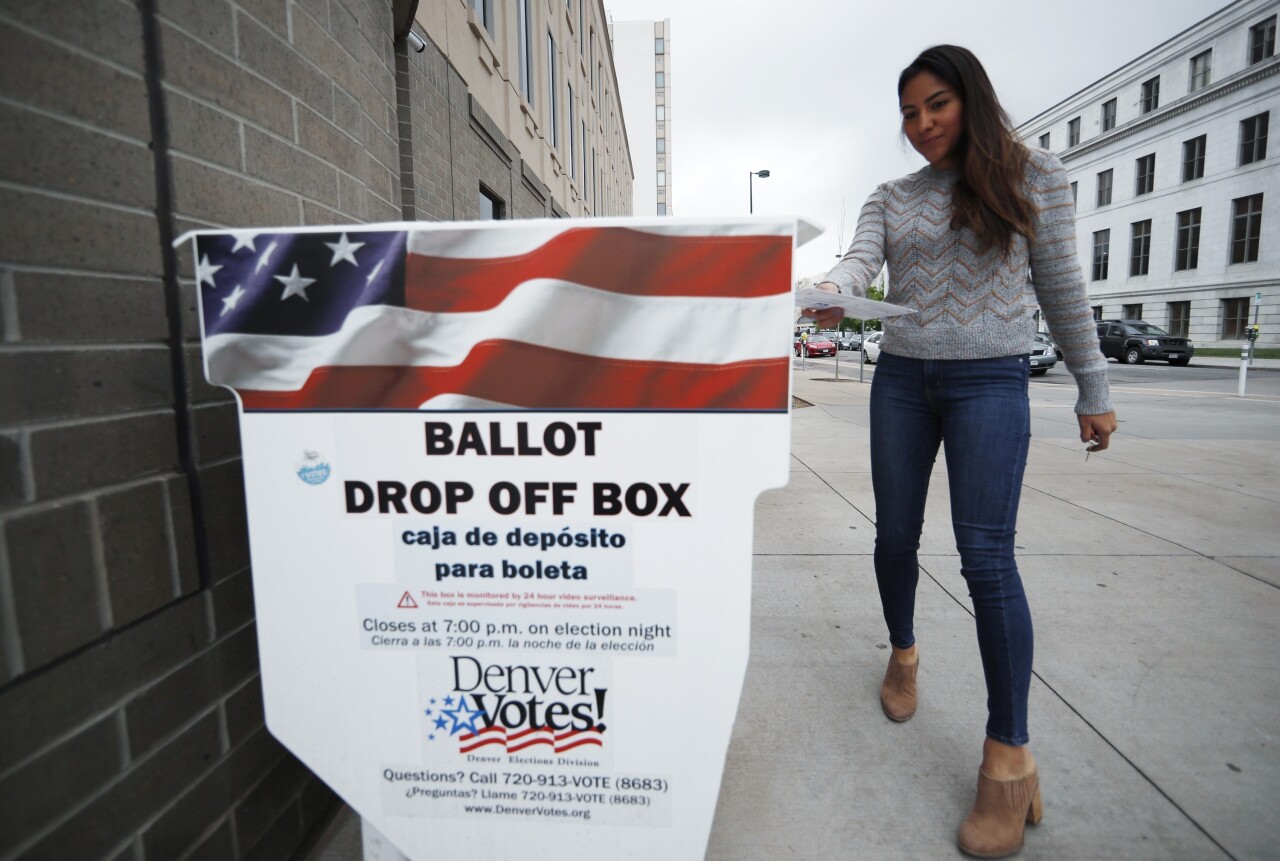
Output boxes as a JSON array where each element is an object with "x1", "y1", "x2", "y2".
[{"x1": 604, "y1": 0, "x2": 1231, "y2": 279}]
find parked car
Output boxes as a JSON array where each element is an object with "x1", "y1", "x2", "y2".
[
  {"x1": 1034, "y1": 331, "x2": 1063, "y2": 361},
  {"x1": 1029, "y1": 340, "x2": 1057, "y2": 376},
  {"x1": 1096, "y1": 320, "x2": 1194, "y2": 365},
  {"x1": 797, "y1": 334, "x2": 837, "y2": 357},
  {"x1": 835, "y1": 331, "x2": 863, "y2": 351},
  {"x1": 861, "y1": 331, "x2": 883, "y2": 363}
]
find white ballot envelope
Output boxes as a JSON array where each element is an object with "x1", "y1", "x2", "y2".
[{"x1": 795, "y1": 287, "x2": 915, "y2": 319}]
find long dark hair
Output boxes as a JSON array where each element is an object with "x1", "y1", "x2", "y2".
[{"x1": 898, "y1": 45, "x2": 1035, "y2": 254}]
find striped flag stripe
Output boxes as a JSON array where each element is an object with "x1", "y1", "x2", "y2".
[
  {"x1": 458, "y1": 736, "x2": 506, "y2": 753},
  {"x1": 403, "y1": 228, "x2": 791, "y2": 312},
  {"x1": 405, "y1": 221, "x2": 797, "y2": 259},
  {"x1": 238, "y1": 341, "x2": 789, "y2": 411},
  {"x1": 455, "y1": 724, "x2": 604, "y2": 754},
  {"x1": 206, "y1": 283, "x2": 791, "y2": 391}
]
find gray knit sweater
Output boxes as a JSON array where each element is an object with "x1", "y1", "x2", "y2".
[{"x1": 823, "y1": 148, "x2": 1113, "y2": 415}]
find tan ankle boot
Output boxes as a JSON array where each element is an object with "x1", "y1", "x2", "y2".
[
  {"x1": 879, "y1": 655, "x2": 918, "y2": 721},
  {"x1": 957, "y1": 767, "x2": 1043, "y2": 858}
]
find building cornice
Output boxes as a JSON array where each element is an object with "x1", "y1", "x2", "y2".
[
  {"x1": 1059, "y1": 57, "x2": 1280, "y2": 163},
  {"x1": 1018, "y1": 0, "x2": 1277, "y2": 130}
]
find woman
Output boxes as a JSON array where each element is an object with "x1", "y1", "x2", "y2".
[{"x1": 807, "y1": 45, "x2": 1117, "y2": 858}]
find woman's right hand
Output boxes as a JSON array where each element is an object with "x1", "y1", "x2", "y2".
[{"x1": 802, "y1": 281, "x2": 844, "y2": 329}]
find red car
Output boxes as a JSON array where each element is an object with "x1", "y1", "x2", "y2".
[{"x1": 796, "y1": 335, "x2": 836, "y2": 357}]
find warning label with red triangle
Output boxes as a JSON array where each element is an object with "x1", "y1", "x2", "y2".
[{"x1": 397, "y1": 591, "x2": 418, "y2": 609}]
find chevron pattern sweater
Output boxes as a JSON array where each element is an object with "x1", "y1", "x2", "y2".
[{"x1": 823, "y1": 149, "x2": 1112, "y2": 415}]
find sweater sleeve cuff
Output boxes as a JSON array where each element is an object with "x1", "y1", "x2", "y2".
[
  {"x1": 1073, "y1": 371, "x2": 1114, "y2": 415},
  {"x1": 823, "y1": 268, "x2": 858, "y2": 297}
]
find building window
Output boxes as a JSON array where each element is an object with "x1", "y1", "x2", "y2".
[
  {"x1": 1130, "y1": 220, "x2": 1151, "y2": 276},
  {"x1": 1231, "y1": 194, "x2": 1264, "y2": 264},
  {"x1": 1240, "y1": 112, "x2": 1269, "y2": 165},
  {"x1": 1068, "y1": 117, "x2": 1081, "y2": 147},
  {"x1": 656, "y1": 36, "x2": 664, "y2": 54},
  {"x1": 1123, "y1": 303, "x2": 1143, "y2": 320},
  {"x1": 1092, "y1": 305, "x2": 1104, "y2": 321},
  {"x1": 568, "y1": 84, "x2": 576, "y2": 179},
  {"x1": 1101, "y1": 98, "x2": 1117, "y2": 132},
  {"x1": 657, "y1": 171, "x2": 666, "y2": 187},
  {"x1": 1096, "y1": 169, "x2": 1113, "y2": 207},
  {"x1": 1038, "y1": 132, "x2": 1050, "y2": 149},
  {"x1": 479, "y1": 185, "x2": 504, "y2": 220},
  {"x1": 658, "y1": 203, "x2": 667, "y2": 215},
  {"x1": 1249, "y1": 15, "x2": 1276, "y2": 64},
  {"x1": 1189, "y1": 50, "x2": 1212, "y2": 92},
  {"x1": 1141, "y1": 76, "x2": 1160, "y2": 114},
  {"x1": 655, "y1": 71, "x2": 664, "y2": 88},
  {"x1": 1135, "y1": 154, "x2": 1155, "y2": 195},
  {"x1": 656, "y1": 138, "x2": 666, "y2": 154},
  {"x1": 1222, "y1": 298, "x2": 1251, "y2": 339},
  {"x1": 1175, "y1": 208, "x2": 1201, "y2": 271},
  {"x1": 1070, "y1": 181, "x2": 1078, "y2": 209},
  {"x1": 578, "y1": 0, "x2": 584, "y2": 52},
  {"x1": 656, "y1": 105, "x2": 665, "y2": 121},
  {"x1": 517, "y1": 0, "x2": 533, "y2": 106},
  {"x1": 1168, "y1": 301, "x2": 1190, "y2": 338},
  {"x1": 1091, "y1": 229, "x2": 1110, "y2": 281},
  {"x1": 547, "y1": 31, "x2": 559, "y2": 149},
  {"x1": 469, "y1": 0, "x2": 495, "y2": 37},
  {"x1": 1182, "y1": 135, "x2": 1206, "y2": 181}
]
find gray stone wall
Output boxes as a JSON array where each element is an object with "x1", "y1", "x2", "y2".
[
  {"x1": 397, "y1": 31, "x2": 550, "y2": 223},
  {"x1": 0, "y1": 1, "x2": 567, "y2": 858}
]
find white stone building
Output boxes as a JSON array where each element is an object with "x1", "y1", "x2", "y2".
[
  {"x1": 1017, "y1": 0, "x2": 1278, "y2": 347},
  {"x1": 613, "y1": 18, "x2": 672, "y2": 216}
]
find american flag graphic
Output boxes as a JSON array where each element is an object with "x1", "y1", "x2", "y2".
[
  {"x1": 459, "y1": 725, "x2": 604, "y2": 755},
  {"x1": 192, "y1": 222, "x2": 794, "y2": 411}
]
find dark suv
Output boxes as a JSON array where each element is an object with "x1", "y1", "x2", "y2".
[{"x1": 1096, "y1": 320, "x2": 1193, "y2": 365}]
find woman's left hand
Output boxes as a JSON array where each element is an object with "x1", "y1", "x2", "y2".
[{"x1": 1078, "y1": 411, "x2": 1118, "y2": 452}]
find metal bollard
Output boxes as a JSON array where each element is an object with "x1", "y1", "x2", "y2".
[{"x1": 1238, "y1": 342, "x2": 1251, "y2": 397}]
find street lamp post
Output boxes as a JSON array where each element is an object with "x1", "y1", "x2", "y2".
[{"x1": 749, "y1": 169, "x2": 770, "y2": 213}]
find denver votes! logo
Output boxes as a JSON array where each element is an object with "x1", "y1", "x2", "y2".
[{"x1": 425, "y1": 656, "x2": 606, "y2": 755}]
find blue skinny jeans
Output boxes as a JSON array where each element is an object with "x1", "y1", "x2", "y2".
[{"x1": 870, "y1": 351, "x2": 1033, "y2": 746}]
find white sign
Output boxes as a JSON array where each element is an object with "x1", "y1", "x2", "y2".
[{"x1": 185, "y1": 218, "x2": 811, "y2": 859}]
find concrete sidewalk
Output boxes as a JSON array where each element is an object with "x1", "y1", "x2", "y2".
[
  {"x1": 308, "y1": 363, "x2": 1280, "y2": 861},
  {"x1": 702, "y1": 365, "x2": 1280, "y2": 860}
]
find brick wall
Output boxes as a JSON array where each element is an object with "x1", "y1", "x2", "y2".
[{"x1": 0, "y1": 1, "x2": 581, "y2": 857}]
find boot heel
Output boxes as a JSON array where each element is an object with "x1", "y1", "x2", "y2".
[{"x1": 1026, "y1": 785, "x2": 1043, "y2": 826}]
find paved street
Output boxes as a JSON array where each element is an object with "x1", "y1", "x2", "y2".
[{"x1": 310, "y1": 356, "x2": 1280, "y2": 861}]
